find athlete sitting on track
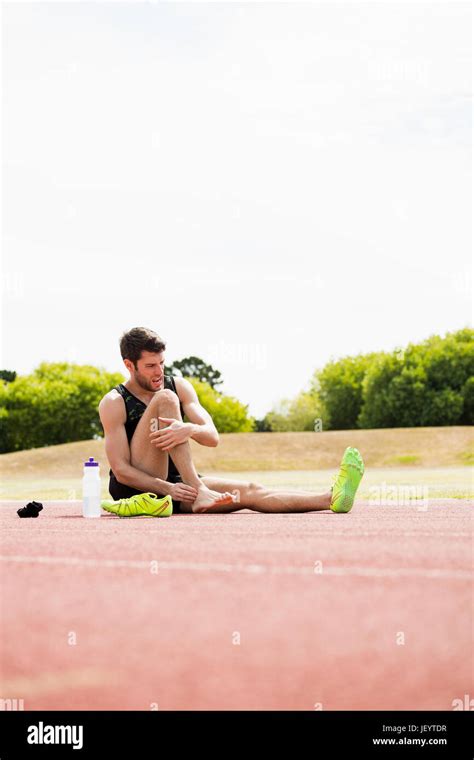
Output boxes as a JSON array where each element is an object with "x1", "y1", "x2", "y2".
[{"x1": 99, "y1": 327, "x2": 364, "y2": 517}]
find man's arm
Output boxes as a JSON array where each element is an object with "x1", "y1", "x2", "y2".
[
  {"x1": 175, "y1": 377, "x2": 219, "y2": 447},
  {"x1": 98, "y1": 393, "x2": 178, "y2": 496}
]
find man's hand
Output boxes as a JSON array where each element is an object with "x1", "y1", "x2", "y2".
[
  {"x1": 149, "y1": 417, "x2": 194, "y2": 451},
  {"x1": 168, "y1": 481, "x2": 199, "y2": 503}
]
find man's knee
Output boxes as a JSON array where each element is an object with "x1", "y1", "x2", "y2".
[
  {"x1": 151, "y1": 389, "x2": 178, "y2": 406},
  {"x1": 236, "y1": 480, "x2": 266, "y2": 504},
  {"x1": 248, "y1": 481, "x2": 264, "y2": 492},
  {"x1": 148, "y1": 389, "x2": 180, "y2": 417}
]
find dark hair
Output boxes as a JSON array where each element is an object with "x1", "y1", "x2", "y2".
[{"x1": 119, "y1": 327, "x2": 166, "y2": 366}]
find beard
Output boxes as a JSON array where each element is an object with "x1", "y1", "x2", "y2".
[{"x1": 133, "y1": 370, "x2": 160, "y2": 393}]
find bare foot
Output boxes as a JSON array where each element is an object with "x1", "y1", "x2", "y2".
[{"x1": 191, "y1": 485, "x2": 237, "y2": 513}]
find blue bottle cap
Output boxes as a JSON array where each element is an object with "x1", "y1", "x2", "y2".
[{"x1": 84, "y1": 457, "x2": 99, "y2": 467}]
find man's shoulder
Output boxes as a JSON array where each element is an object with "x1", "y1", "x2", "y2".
[
  {"x1": 100, "y1": 385, "x2": 123, "y2": 403},
  {"x1": 98, "y1": 387, "x2": 126, "y2": 420},
  {"x1": 169, "y1": 375, "x2": 190, "y2": 398},
  {"x1": 168, "y1": 374, "x2": 181, "y2": 388}
]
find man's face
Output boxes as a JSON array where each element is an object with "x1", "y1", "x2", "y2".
[{"x1": 129, "y1": 351, "x2": 165, "y2": 392}]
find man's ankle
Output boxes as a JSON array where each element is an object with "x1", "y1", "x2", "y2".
[{"x1": 184, "y1": 478, "x2": 202, "y2": 490}]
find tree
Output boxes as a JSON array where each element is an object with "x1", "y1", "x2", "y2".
[
  {"x1": 0, "y1": 370, "x2": 16, "y2": 383},
  {"x1": 254, "y1": 417, "x2": 273, "y2": 432},
  {"x1": 166, "y1": 356, "x2": 223, "y2": 389}
]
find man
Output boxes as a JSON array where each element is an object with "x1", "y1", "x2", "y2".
[{"x1": 98, "y1": 327, "x2": 365, "y2": 517}]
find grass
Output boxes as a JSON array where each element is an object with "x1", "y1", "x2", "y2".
[
  {"x1": 1, "y1": 426, "x2": 473, "y2": 474},
  {"x1": 393, "y1": 454, "x2": 420, "y2": 465},
  {"x1": 459, "y1": 450, "x2": 474, "y2": 465},
  {"x1": 0, "y1": 469, "x2": 471, "y2": 501},
  {"x1": 0, "y1": 426, "x2": 472, "y2": 501}
]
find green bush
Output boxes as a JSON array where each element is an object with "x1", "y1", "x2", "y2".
[
  {"x1": 461, "y1": 376, "x2": 474, "y2": 424},
  {"x1": 186, "y1": 378, "x2": 255, "y2": 433},
  {"x1": 264, "y1": 391, "x2": 322, "y2": 432},
  {"x1": 358, "y1": 329, "x2": 473, "y2": 428},
  {"x1": 0, "y1": 363, "x2": 124, "y2": 452},
  {"x1": 264, "y1": 327, "x2": 473, "y2": 431},
  {"x1": 359, "y1": 357, "x2": 429, "y2": 428},
  {"x1": 311, "y1": 353, "x2": 380, "y2": 430}
]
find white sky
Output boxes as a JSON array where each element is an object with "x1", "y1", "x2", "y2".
[{"x1": 2, "y1": 1, "x2": 472, "y2": 417}]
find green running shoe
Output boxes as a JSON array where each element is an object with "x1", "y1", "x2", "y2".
[
  {"x1": 101, "y1": 492, "x2": 173, "y2": 518},
  {"x1": 330, "y1": 447, "x2": 365, "y2": 513}
]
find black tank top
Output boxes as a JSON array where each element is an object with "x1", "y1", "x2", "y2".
[{"x1": 110, "y1": 375, "x2": 184, "y2": 482}]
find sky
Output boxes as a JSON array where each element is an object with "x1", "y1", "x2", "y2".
[{"x1": 2, "y1": 1, "x2": 472, "y2": 418}]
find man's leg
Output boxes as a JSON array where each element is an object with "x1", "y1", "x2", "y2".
[
  {"x1": 129, "y1": 389, "x2": 234, "y2": 510},
  {"x1": 198, "y1": 476, "x2": 332, "y2": 513}
]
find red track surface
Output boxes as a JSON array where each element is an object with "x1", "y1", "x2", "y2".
[{"x1": 0, "y1": 499, "x2": 472, "y2": 711}]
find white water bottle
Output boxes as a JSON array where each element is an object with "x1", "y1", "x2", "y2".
[{"x1": 82, "y1": 457, "x2": 101, "y2": 518}]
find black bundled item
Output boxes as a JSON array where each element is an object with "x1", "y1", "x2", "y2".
[{"x1": 17, "y1": 501, "x2": 43, "y2": 518}]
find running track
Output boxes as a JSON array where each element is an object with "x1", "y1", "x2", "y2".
[{"x1": 0, "y1": 499, "x2": 472, "y2": 710}]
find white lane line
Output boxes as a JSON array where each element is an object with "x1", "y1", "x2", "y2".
[
  {"x1": 0, "y1": 555, "x2": 471, "y2": 580},
  {"x1": 0, "y1": 529, "x2": 471, "y2": 537}
]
